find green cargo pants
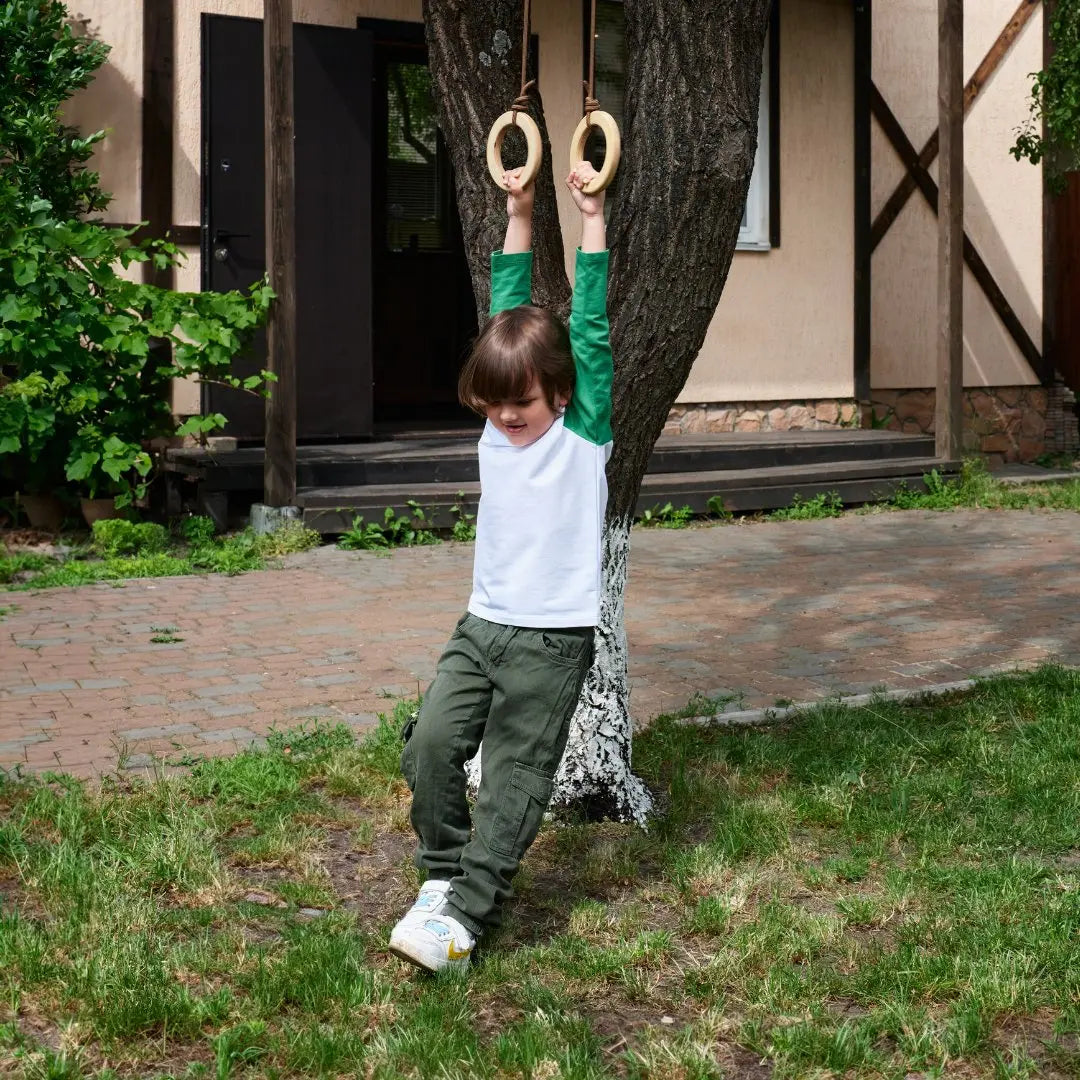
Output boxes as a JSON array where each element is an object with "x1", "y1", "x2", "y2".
[{"x1": 400, "y1": 612, "x2": 594, "y2": 936}]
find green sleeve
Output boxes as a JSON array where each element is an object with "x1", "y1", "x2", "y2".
[
  {"x1": 489, "y1": 250, "x2": 533, "y2": 315},
  {"x1": 564, "y1": 248, "x2": 613, "y2": 446}
]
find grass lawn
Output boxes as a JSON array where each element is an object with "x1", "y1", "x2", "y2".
[{"x1": 2, "y1": 666, "x2": 1080, "y2": 1078}]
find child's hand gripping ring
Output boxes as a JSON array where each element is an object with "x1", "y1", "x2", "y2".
[
  {"x1": 568, "y1": 110, "x2": 621, "y2": 194},
  {"x1": 486, "y1": 111, "x2": 543, "y2": 191}
]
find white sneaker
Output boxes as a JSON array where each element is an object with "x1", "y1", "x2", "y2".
[
  {"x1": 388, "y1": 909, "x2": 476, "y2": 973},
  {"x1": 396, "y1": 879, "x2": 451, "y2": 929}
]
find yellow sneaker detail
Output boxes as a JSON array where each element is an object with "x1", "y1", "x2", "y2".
[{"x1": 388, "y1": 910, "x2": 475, "y2": 973}]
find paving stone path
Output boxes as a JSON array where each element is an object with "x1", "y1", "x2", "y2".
[{"x1": 2, "y1": 508, "x2": 1078, "y2": 778}]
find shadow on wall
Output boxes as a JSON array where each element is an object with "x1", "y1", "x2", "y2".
[
  {"x1": 62, "y1": 11, "x2": 199, "y2": 236},
  {"x1": 963, "y1": 162, "x2": 1043, "y2": 385}
]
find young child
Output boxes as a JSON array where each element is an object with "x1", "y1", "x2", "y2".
[{"x1": 389, "y1": 160, "x2": 612, "y2": 972}]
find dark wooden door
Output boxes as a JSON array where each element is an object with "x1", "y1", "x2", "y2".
[
  {"x1": 203, "y1": 15, "x2": 374, "y2": 440},
  {"x1": 370, "y1": 36, "x2": 478, "y2": 426}
]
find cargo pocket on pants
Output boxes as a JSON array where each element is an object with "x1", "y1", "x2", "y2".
[
  {"x1": 489, "y1": 762, "x2": 554, "y2": 857},
  {"x1": 399, "y1": 712, "x2": 419, "y2": 790}
]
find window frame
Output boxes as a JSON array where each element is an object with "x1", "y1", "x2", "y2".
[{"x1": 583, "y1": 0, "x2": 780, "y2": 252}]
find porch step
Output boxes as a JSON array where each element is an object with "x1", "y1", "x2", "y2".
[
  {"x1": 166, "y1": 430, "x2": 937, "y2": 492},
  {"x1": 298, "y1": 455, "x2": 958, "y2": 533}
]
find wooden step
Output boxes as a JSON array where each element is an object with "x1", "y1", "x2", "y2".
[
  {"x1": 168, "y1": 430, "x2": 936, "y2": 492},
  {"x1": 299, "y1": 456, "x2": 959, "y2": 533}
]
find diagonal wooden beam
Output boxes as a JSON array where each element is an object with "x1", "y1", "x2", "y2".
[
  {"x1": 869, "y1": 83, "x2": 1043, "y2": 374},
  {"x1": 871, "y1": 0, "x2": 1039, "y2": 252}
]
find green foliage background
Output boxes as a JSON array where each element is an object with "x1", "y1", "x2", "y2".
[
  {"x1": 0, "y1": 0, "x2": 273, "y2": 505},
  {"x1": 1011, "y1": 0, "x2": 1080, "y2": 191}
]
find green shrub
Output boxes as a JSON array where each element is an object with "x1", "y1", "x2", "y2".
[
  {"x1": 254, "y1": 521, "x2": 322, "y2": 557},
  {"x1": 769, "y1": 491, "x2": 844, "y2": 521},
  {"x1": 0, "y1": 551, "x2": 55, "y2": 584},
  {"x1": 0, "y1": 0, "x2": 273, "y2": 506},
  {"x1": 337, "y1": 504, "x2": 440, "y2": 550},
  {"x1": 337, "y1": 515, "x2": 389, "y2": 551},
  {"x1": 90, "y1": 518, "x2": 169, "y2": 558},
  {"x1": 180, "y1": 515, "x2": 217, "y2": 548},
  {"x1": 189, "y1": 531, "x2": 263, "y2": 576},
  {"x1": 639, "y1": 502, "x2": 694, "y2": 528}
]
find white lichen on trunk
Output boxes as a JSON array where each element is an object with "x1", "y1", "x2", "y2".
[
  {"x1": 550, "y1": 515, "x2": 652, "y2": 825},
  {"x1": 463, "y1": 516, "x2": 653, "y2": 826}
]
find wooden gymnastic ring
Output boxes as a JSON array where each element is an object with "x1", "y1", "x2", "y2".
[
  {"x1": 486, "y1": 111, "x2": 543, "y2": 190},
  {"x1": 568, "y1": 110, "x2": 621, "y2": 193}
]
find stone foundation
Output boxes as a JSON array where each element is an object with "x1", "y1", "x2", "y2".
[
  {"x1": 664, "y1": 399, "x2": 861, "y2": 436},
  {"x1": 664, "y1": 385, "x2": 1077, "y2": 464},
  {"x1": 866, "y1": 386, "x2": 1059, "y2": 464}
]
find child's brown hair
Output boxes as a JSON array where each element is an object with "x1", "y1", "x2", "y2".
[{"x1": 458, "y1": 305, "x2": 574, "y2": 413}]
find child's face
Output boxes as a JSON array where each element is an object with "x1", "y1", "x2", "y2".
[{"x1": 484, "y1": 374, "x2": 566, "y2": 447}]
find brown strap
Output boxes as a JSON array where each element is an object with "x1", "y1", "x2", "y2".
[
  {"x1": 511, "y1": 0, "x2": 533, "y2": 123},
  {"x1": 584, "y1": 0, "x2": 599, "y2": 123}
]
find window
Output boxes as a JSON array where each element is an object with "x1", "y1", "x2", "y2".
[
  {"x1": 739, "y1": 40, "x2": 772, "y2": 250},
  {"x1": 589, "y1": 1, "x2": 774, "y2": 250},
  {"x1": 384, "y1": 61, "x2": 448, "y2": 251}
]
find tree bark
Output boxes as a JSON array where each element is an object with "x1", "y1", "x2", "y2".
[
  {"x1": 426, "y1": 0, "x2": 772, "y2": 820},
  {"x1": 422, "y1": 0, "x2": 571, "y2": 319}
]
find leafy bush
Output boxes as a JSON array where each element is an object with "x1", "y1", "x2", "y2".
[
  {"x1": 188, "y1": 532, "x2": 263, "y2": 576},
  {"x1": 90, "y1": 518, "x2": 169, "y2": 558},
  {"x1": 769, "y1": 492, "x2": 844, "y2": 521},
  {"x1": 0, "y1": 0, "x2": 273, "y2": 505},
  {"x1": 180, "y1": 515, "x2": 217, "y2": 548},
  {"x1": 254, "y1": 521, "x2": 321, "y2": 557},
  {"x1": 1011, "y1": 0, "x2": 1080, "y2": 191},
  {"x1": 890, "y1": 460, "x2": 995, "y2": 512},
  {"x1": 337, "y1": 515, "x2": 389, "y2": 551},
  {"x1": 639, "y1": 502, "x2": 694, "y2": 528},
  {"x1": 0, "y1": 551, "x2": 55, "y2": 584},
  {"x1": 337, "y1": 504, "x2": 439, "y2": 550},
  {"x1": 450, "y1": 497, "x2": 477, "y2": 542}
]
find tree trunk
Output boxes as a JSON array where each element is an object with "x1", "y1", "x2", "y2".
[
  {"x1": 422, "y1": 0, "x2": 571, "y2": 319},
  {"x1": 550, "y1": 514, "x2": 653, "y2": 824},
  {"x1": 426, "y1": 0, "x2": 772, "y2": 820}
]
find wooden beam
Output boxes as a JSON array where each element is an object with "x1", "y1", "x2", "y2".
[
  {"x1": 263, "y1": 0, "x2": 298, "y2": 507},
  {"x1": 869, "y1": 86, "x2": 1042, "y2": 373},
  {"x1": 1042, "y1": 0, "x2": 1059, "y2": 386},
  {"x1": 853, "y1": 0, "x2": 872, "y2": 400},
  {"x1": 937, "y1": 0, "x2": 964, "y2": 461},
  {"x1": 871, "y1": 0, "x2": 1038, "y2": 251},
  {"x1": 141, "y1": 0, "x2": 175, "y2": 289}
]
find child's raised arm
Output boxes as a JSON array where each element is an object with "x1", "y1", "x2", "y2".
[
  {"x1": 502, "y1": 168, "x2": 534, "y2": 254},
  {"x1": 566, "y1": 162, "x2": 606, "y2": 252},
  {"x1": 563, "y1": 161, "x2": 611, "y2": 447}
]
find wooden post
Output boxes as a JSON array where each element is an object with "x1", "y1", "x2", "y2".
[
  {"x1": 936, "y1": 0, "x2": 964, "y2": 461},
  {"x1": 264, "y1": 0, "x2": 298, "y2": 506},
  {"x1": 141, "y1": 0, "x2": 174, "y2": 290},
  {"x1": 853, "y1": 0, "x2": 872, "y2": 402}
]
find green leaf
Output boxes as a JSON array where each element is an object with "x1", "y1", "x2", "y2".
[
  {"x1": 66, "y1": 451, "x2": 99, "y2": 481},
  {"x1": 13, "y1": 258, "x2": 38, "y2": 286}
]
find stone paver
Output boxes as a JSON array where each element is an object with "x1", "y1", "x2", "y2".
[{"x1": 2, "y1": 509, "x2": 1079, "y2": 778}]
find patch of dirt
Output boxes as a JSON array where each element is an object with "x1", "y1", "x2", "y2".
[
  {"x1": 325, "y1": 824, "x2": 417, "y2": 924},
  {"x1": 990, "y1": 1010, "x2": 1080, "y2": 1079},
  {"x1": 0, "y1": 528, "x2": 69, "y2": 551}
]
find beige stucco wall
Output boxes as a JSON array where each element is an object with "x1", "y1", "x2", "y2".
[
  {"x1": 871, "y1": 0, "x2": 1043, "y2": 389},
  {"x1": 64, "y1": 1, "x2": 142, "y2": 225},
  {"x1": 69, "y1": 0, "x2": 585, "y2": 414},
  {"x1": 680, "y1": 0, "x2": 855, "y2": 404}
]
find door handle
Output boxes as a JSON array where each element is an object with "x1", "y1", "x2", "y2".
[{"x1": 213, "y1": 229, "x2": 251, "y2": 244}]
